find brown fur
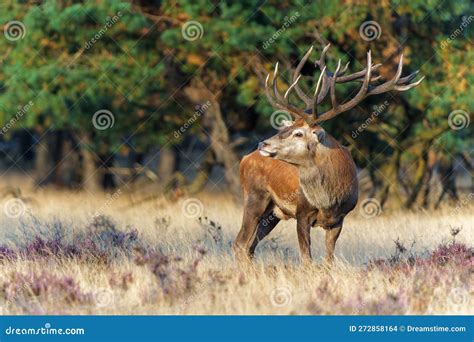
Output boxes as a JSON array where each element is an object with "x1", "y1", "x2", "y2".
[{"x1": 240, "y1": 152, "x2": 299, "y2": 218}]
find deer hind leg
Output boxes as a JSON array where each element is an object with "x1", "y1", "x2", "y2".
[
  {"x1": 324, "y1": 222, "x2": 343, "y2": 264},
  {"x1": 233, "y1": 193, "x2": 271, "y2": 261},
  {"x1": 249, "y1": 208, "x2": 280, "y2": 257}
]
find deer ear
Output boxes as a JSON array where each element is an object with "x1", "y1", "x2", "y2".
[{"x1": 313, "y1": 129, "x2": 326, "y2": 142}]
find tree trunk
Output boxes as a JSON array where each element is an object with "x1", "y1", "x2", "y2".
[
  {"x1": 404, "y1": 150, "x2": 429, "y2": 209},
  {"x1": 78, "y1": 133, "x2": 102, "y2": 192},
  {"x1": 34, "y1": 131, "x2": 54, "y2": 187},
  {"x1": 207, "y1": 98, "x2": 241, "y2": 199},
  {"x1": 184, "y1": 83, "x2": 241, "y2": 200},
  {"x1": 157, "y1": 146, "x2": 177, "y2": 185}
]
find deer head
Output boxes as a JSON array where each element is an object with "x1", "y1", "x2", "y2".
[
  {"x1": 258, "y1": 118, "x2": 327, "y2": 166},
  {"x1": 259, "y1": 44, "x2": 424, "y2": 165}
]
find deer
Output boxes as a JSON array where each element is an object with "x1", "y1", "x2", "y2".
[{"x1": 233, "y1": 44, "x2": 424, "y2": 264}]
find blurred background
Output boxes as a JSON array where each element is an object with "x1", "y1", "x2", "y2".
[{"x1": 0, "y1": 0, "x2": 472, "y2": 210}]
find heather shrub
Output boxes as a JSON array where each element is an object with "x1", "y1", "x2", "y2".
[
  {"x1": 134, "y1": 246, "x2": 206, "y2": 301},
  {"x1": 0, "y1": 215, "x2": 141, "y2": 263},
  {"x1": 1, "y1": 270, "x2": 91, "y2": 313}
]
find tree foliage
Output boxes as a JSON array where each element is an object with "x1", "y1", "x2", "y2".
[{"x1": 0, "y1": 0, "x2": 471, "y2": 207}]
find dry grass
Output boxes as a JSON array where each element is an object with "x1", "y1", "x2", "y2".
[{"x1": 0, "y1": 183, "x2": 472, "y2": 315}]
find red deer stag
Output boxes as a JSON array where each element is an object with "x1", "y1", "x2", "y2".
[{"x1": 234, "y1": 44, "x2": 424, "y2": 263}]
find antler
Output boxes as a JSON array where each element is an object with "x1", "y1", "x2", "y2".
[
  {"x1": 265, "y1": 63, "x2": 308, "y2": 119},
  {"x1": 265, "y1": 44, "x2": 424, "y2": 124}
]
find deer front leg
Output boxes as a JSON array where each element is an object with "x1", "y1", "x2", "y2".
[
  {"x1": 324, "y1": 224, "x2": 343, "y2": 264},
  {"x1": 296, "y1": 216, "x2": 312, "y2": 264}
]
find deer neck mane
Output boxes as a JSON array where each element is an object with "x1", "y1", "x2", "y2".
[{"x1": 298, "y1": 140, "x2": 352, "y2": 209}]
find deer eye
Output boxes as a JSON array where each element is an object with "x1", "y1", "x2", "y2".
[{"x1": 294, "y1": 132, "x2": 303, "y2": 138}]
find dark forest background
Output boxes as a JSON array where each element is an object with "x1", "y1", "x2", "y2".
[{"x1": 0, "y1": 0, "x2": 472, "y2": 209}]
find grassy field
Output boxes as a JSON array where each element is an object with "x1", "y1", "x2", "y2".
[{"x1": 0, "y1": 182, "x2": 472, "y2": 315}]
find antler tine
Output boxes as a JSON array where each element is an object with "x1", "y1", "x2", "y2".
[
  {"x1": 314, "y1": 45, "x2": 380, "y2": 103},
  {"x1": 284, "y1": 75, "x2": 302, "y2": 100},
  {"x1": 315, "y1": 43, "x2": 331, "y2": 68},
  {"x1": 367, "y1": 54, "x2": 404, "y2": 95},
  {"x1": 315, "y1": 50, "x2": 372, "y2": 124},
  {"x1": 340, "y1": 61, "x2": 350, "y2": 75},
  {"x1": 336, "y1": 63, "x2": 381, "y2": 83},
  {"x1": 314, "y1": 44, "x2": 332, "y2": 103},
  {"x1": 265, "y1": 73, "x2": 277, "y2": 107},
  {"x1": 394, "y1": 75, "x2": 425, "y2": 91},
  {"x1": 330, "y1": 60, "x2": 342, "y2": 109},
  {"x1": 272, "y1": 63, "x2": 284, "y2": 101},
  {"x1": 292, "y1": 46, "x2": 314, "y2": 107},
  {"x1": 313, "y1": 51, "x2": 424, "y2": 124},
  {"x1": 397, "y1": 70, "x2": 419, "y2": 85},
  {"x1": 265, "y1": 63, "x2": 307, "y2": 119},
  {"x1": 263, "y1": 46, "x2": 424, "y2": 126},
  {"x1": 312, "y1": 65, "x2": 326, "y2": 119}
]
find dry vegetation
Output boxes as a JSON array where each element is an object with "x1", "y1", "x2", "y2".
[{"x1": 0, "y1": 181, "x2": 472, "y2": 315}]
